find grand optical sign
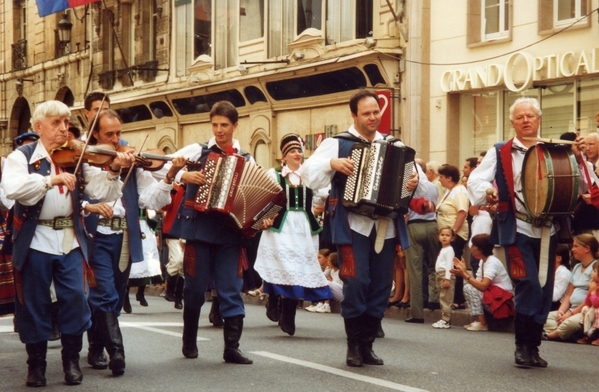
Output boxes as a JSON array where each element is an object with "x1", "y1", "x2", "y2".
[{"x1": 440, "y1": 48, "x2": 599, "y2": 93}]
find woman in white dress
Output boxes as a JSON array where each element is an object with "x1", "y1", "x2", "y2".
[{"x1": 254, "y1": 134, "x2": 331, "y2": 336}]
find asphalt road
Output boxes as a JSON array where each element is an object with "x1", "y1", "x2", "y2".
[{"x1": 1, "y1": 295, "x2": 595, "y2": 392}]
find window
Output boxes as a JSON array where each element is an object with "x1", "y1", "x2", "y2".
[
  {"x1": 326, "y1": 0, "x2": 372, "y2": 44},
  {"x1": 12, "y1": 1, "x2": 27, "y2": 70},
  {"x1": 539, "y1": 0, "x2": 590, "y2": 33},
  {"x1": 268, "y1": 0, "x2": 295, "y2": 57},
  {"x1": 240, "y1": 0, "x2": 264, "y2": 42},
  {"x1": 172, "y1": 89, "x2": 246, "y2": 116},
  {"x1": 120, "y1": 3, "x2": 133, "y2": 68},
  {"x1": 483, "y1": 0, "x2": 509, "y2": 40},
  {"x1": 174, "y1": 1, "x2": 191, "y2": 77},
  {"x1": 214, "y1": 1, "x2": 237, "y2": 69},
  {"x1": 195, "y1": 0, "x2": 212, "y2": 58},
  {"x1": 555, "y1": 0, "x2": 585, "y2": 25},
  {"x1": 467, "y1": 0, "x2": 511, "y2": 45},
  {"x1": 265, "y1": 67, "x2": 367, "y2": 101},
  {"x1": 268, "y1": 0, "x2": 325, "y2": 57},
  {"x1": 139, "y1": 1, "x2": 157, "y2": 64}
]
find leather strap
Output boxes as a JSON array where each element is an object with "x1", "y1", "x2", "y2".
[{"x1": 374, "y1": 218, "x2": 389, "y2": 254}]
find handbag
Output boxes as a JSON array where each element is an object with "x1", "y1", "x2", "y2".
[{"x1": 580, "y1": 159, "x2": 599, "y2": 209}]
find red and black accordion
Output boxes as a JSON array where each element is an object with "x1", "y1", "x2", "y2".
[
  {"x1": 194, "y1": 152, "x2": 286, "y2": 237},
  {"x1": 343, "y1": 139, "x2": 416, "y2": 218}
]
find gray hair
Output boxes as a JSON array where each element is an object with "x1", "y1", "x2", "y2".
[
  {"x1": 426, "y1": 160, "x2": 441, "y2": 174},
  {"x1": 31, "y1": 100, "x2": 71, "y2": 126},
  {"x1": 509, "y1": 97, "x2": 541, "y2": 121}
]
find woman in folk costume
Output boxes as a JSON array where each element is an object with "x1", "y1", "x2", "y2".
[{"x1": 254, "y1": 134, "x2": 331, "y2": 335}]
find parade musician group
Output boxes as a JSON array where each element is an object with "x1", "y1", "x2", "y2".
[{"x1": 1, "y1": 91, "x2": 571, "y2": 387}]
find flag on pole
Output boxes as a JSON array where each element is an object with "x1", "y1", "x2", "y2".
[{"x1": 36, "y1": 0, "x2": 100, "y2": 18}]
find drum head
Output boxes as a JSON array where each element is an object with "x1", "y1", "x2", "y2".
[{"x1": 522, "y1": 146, "x2": 549, "y2": 217}]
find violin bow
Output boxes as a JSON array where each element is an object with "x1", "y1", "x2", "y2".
[
  {"x1": 72, "y1": 94, "x2": 108, "y2": 175},
  {"x1": 112, "y1": 134, "x2": 149, "y2": 207}
]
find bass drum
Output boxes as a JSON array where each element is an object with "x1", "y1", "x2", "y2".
[{"x1": 521, "y1": 143, "x2": 580, "y2": 218}]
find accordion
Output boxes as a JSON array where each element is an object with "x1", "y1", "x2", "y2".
[
  {"x1": 342, "y1": 139, "x2": 416, "y2": 218},
  {"x1": 194, "y1": 152, "x2": 286, "y2": 237}
]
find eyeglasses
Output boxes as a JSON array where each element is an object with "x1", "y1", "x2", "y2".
[{"x1": 513, "y1": 114, "x2": 538, "y2": 122}]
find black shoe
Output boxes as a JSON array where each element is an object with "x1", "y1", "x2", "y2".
[
  {"x1": 164, "y1": 293, "x2": 175, "y2": 302},
  {"x1": 361, "y1": 345, "x2": 384, "y2": 365},
  {"x1": 387, "y1": 300, "x2": 401, "y2": 307},
  {"x1": 405, "y1": 317, "x2": 424, "y2": 324},
  {"x1": 397, "y1": 301, "x2": 410, "y2": 309},
  {"x1": 515, "y1": 345, "x2": 534, "y2": 367},
  {"x1": 174, "y1": 298, "x2": 183, "y2": 310},
  {"x1": 529, "y1": 346, "x2": 548, "y2": 368},
  {"x1": 136, "y1": 287, "x2": 148, "y2": 307},
  {"x1": 428, "y1": 302, "x2": 440, "y2": 310},
  {"x1": 123, "y1": 295, "x2": 132, "y2": 314}
]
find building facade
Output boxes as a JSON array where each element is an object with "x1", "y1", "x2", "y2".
[
  {"x1": 0, "y1": 0, "x2": 419, "y2": 168},
  {"x1": 428, "y1": 0, "x2": 599, "y2": 165}
]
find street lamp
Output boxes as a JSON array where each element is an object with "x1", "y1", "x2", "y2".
[{"x1": 57, "y1": 16, "x2": 73, "y2": 45}]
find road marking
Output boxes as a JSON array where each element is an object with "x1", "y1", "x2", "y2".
[
  {"x1": 251, "y1": 351, "x2": 429, "y2": 392},
  {"x1": 120, "y1": 321, "x2": 209, "y2": 341}
]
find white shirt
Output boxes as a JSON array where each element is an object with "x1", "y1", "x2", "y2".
[
  {"x1": 553, "y1": 264, "x2": 572, "y2": 302},
  {"x1": 155, "y1": 138, "x2": 254, "y2": 184},
  {"x1": 2, "y1": 142, "x2": 123, "y2": 255},
  {"x1": 95, "y1": 168, "x2": 174, "y2": 235},
  {"x1": 435, "y1": 246, "x2": 455, "y2": 279},
  {"x1": 467, "y1": 138, "x2": 558, "y2": 239},
  {"x1": 475, "y1": 255, "x2": 514, "y2": 293},
  {"x1": 300, "y1": 125, "x2": 427, "y2": 239}
]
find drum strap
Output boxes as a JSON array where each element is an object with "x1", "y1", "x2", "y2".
[{"x1": 538, "y1": 226, "x2": 551, "y2": 288}]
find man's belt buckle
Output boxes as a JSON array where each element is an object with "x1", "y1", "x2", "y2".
[
  {"x1": 52, "y1": 217, "x2": 68, "y2": 230},
  {"x1": 110, "y1": 217, "x2": 124, "y2": 231}
]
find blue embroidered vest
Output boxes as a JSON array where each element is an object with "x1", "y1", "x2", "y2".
[
  {"x1": 12, "y1": 142, "x2": 88, "y2": 271},
  {"x1": 491, "y1": 140, "x2": 517, "y2": 246}
]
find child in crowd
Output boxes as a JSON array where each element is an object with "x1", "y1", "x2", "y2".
[
  {"x1": 552, "y1": 244, "x2": 572, "y2": 311},
  {"x1": 577, "y1": 262, "x2": 599, "y2": 345},
  {"x1": 432, "y1": 227, "x2": 455, "y2": 329},
  {"x1": 317, "y1": 248, "x2": 332, "y2": 278},
  {"x1": 307, "y1": 250, "x2": 339, "y2": 313}
]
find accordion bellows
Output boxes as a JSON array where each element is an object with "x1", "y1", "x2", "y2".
[
  {"x1": 194, "y1": 152, "x2": 286, "y2": 237},
  {"x1": 343, "y1": 140, "x2": 416, "y2": 218}
]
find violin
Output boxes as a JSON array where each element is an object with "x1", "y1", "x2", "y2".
[
  {"x1": 51, "y1": 139, "x2": 189, "y2": 172},
  {"x1": 50, "y1": 139, "x2": 120, "y2": 168}
]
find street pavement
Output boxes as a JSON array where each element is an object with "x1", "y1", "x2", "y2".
[{"x1": 1, "y1": 294, "x2": 596, "y2": 392}]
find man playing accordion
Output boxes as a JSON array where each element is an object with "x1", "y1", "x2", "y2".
[{"x1": 301, "y1": 89, "x2": 426, "y2": 367}]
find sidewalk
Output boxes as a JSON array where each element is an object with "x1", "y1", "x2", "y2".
[{"x1": 141, "y1": 284, "x2": 514, "y2": 332}]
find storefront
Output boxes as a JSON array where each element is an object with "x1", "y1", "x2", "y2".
[{"x1": 428, "y1": 1, "x2": 599, "y2": 165}]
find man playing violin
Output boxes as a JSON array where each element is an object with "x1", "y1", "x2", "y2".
[
  {"x1": 1, "y1": 100, "x2": 134, "y2": 387},
  {"x1": 82, "y1": 109, "x2": 186, "y2": 376}
]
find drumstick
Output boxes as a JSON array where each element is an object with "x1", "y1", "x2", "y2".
[{"x1": 522, "y1": 136, "x2": 581, "y2": 145}]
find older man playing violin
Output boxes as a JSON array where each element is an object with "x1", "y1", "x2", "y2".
[
  {"x1": 81, "y1": 109, "x2": 186, "y2": 377},
  {"x1": 1, "y1": 100, "x2": 135, "y2": 387}
]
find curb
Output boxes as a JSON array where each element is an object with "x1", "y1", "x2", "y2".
[{"x1": 140, "y1": 284, "x2": 514, "y2": 332}]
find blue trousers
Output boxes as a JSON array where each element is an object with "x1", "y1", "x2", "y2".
[
  {"x1": 504, "y1": 233, "x2": 556, "y2": 325},
  {"x1": 15, "y1": 248, "x2": 91, "y2": 344},
  {"x1": 87, "y1": 232, "x2": 128, "y2": 315},
  {"x1": 183, "y1": 241, "x2": 245, "y2": 318},
  {"x1": 337, "y1": 229, "x2": 396, "y2": 319}
]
